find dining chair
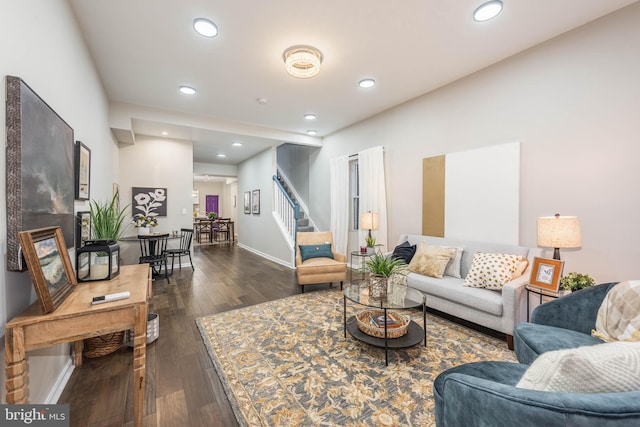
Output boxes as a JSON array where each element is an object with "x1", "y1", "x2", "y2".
[
  {"x1": 214, "y1": 218, "x2": 231, "y2": 241},
  {"x1": 164, "y1": 228, "x2": 194, "y2": 273},
  {"x1": 138, "y1": 234, "x2": 170, "y2": 283},
  {"x1": 194, "y1": 220, "x2": 211, "y2": 243}
]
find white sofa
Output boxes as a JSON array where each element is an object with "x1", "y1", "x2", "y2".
[{"x1": 397, "y1": 234, "x2": 546, "y2": 349}]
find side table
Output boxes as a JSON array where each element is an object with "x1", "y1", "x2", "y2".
[
  {"x1": 525, "y1": 284, "x2": 564, "y2": 321},
  {"x1": 350, "y1": 250, "x2": 373, "y2": 284}
]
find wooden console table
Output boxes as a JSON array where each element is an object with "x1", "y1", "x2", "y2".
[{"x1": 5, "y1": 264, "x2": 151, "y2": 426}]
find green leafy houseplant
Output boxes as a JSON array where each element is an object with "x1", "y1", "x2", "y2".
[
  {"x1": 364, "y1": 252, "x2": 406, "y2": 278},
  {"x1": 365, "y1": 235, "x2": 376, "y2": 248},
  {"x1": 560, "y1": 272, "x2": 596, "y2": 292},
  {"x1": 89, "y1": 193, "x2": 129, "y2": 241},
  {"x1": 208, "y1": 211, "x2": 217, "y2": 220}
]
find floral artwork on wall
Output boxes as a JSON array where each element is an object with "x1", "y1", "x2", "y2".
[{"x1": 132, "y1": 187, "x2": 167, "y2": 217}]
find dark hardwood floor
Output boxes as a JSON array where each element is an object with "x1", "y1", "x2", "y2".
[{"x1": 58, "y1": 243, "x2": 321, "y2": 426}]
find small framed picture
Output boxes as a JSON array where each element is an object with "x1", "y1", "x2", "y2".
[
  {"x1": 74, "y1": 141, "x2": 91, "y2": 200},
  {"x1": 75, "y1": 211, "x2": 91, "y2": 252},
  {"x1": 529, "y1": 257, "x2": 564, "y2": 292},
  {"x1": 252, "y1": 189, "x2": 260, "y2": 214},
  {"x1": 244, "y1": 191, "x2": 251, "y2": 214},
  {"x1": 18, "y1": 226, "x2": 77, "y2": 314}
]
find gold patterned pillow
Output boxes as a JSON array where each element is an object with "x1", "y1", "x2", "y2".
[
  {"x1": 463, "y1": 252, "x2": 528, "y2": 290},
  {"x1": 408, "y1": 243, "x2": 455, "y2": 278}
]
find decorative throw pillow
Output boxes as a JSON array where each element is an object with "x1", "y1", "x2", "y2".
[
  {"x1": 511, "y1": 258, "x2": 530, "y2": 279},
  {"x1": 592, "y1": 280, "x2": 640, "y2": 342},
  {"x1": 516, "y1": 341, "x2": 640, "y2": 393},
  {"x1": 442, "y1": 246, "x2": 464, "y2": 279},
  {"x1": 408, "y1": 243, "x2": 455, "y2": 278},
  {"x1": 299, "y1": 243, "x2": 334, "y2": 262},
  {"x1": 463, "y1": 252, "x2": 527, "y2": 290},
  {"x1": 391, "y1": 241, "x2": 417, "y2": 264}
]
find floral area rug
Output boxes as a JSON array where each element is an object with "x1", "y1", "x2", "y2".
[{"x1": 196, "y1": 289, "x2": 516, "y2": 426}]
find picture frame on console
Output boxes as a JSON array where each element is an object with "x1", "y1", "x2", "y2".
[
  {"x1": 18, "y1": 226, "x2": 77, "y2": 314},
  {"x1": 529, "y1": 257, "x2": 564, "y2": 293}
]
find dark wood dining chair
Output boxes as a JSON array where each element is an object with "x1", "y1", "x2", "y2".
[
  {"x1": 164, "y1": 228, "x2": 194, "y2": 273},
  {"x1": 138, "y1": 234, "x2": 170, "y2": 283},
  {"x1": 194, "y1": 220, "x2": 211, "y2": 243},
  {"x1": 214, "y1": 218, "x2": 231, "y2": 241}
]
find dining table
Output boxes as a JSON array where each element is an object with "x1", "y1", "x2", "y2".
[{"x1": 193, "y1": 219, "x2": 235, "y2": 243}]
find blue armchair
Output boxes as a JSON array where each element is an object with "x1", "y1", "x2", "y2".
[{"x1": 434, "y1": 282, "x2": 640, "y2": 426}]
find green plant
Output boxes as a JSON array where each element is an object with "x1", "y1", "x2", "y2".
[
  {"x1": 560, "y1": 272, "x2": 596, "y2": 292},
  {"x1": 89, "y1": 193, "x2": 129, "y2": 241},
  {"x1": 207, "y1": 211, "x2": 217, "y2": 220},
  {"x1": 364, "y1": 252, "x2": 405, "y2": 278},
  {"x1": 365, "y1": 235, "x2": 376, "y2": 248}
]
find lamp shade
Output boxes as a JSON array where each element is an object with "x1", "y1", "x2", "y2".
[
  {"x1": 537, "y1": 215, "x2": 582, "y2": 249},
  {"x1": 360, "y1": 212, "x2": 379, "y2": 230}
]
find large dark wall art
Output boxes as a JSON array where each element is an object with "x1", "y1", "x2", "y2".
[{"x1": 6, "y1": 76, "x2": 75, "y2": 271}]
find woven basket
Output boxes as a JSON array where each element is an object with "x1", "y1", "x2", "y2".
[
  {"x1": 356, "y1": 309, "x2": 409, "y2": 338},
  {"x1": 83, "y1": 331, "x2": 125, "y2": 358}
]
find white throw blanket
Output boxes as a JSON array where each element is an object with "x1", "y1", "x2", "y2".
[{"x1": 592, "y1": 280, "x2": 640, "y2": 342}]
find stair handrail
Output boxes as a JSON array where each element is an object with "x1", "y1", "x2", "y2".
[{"x1": 273, "y1": 175, "x2": 299, "y2": 248}]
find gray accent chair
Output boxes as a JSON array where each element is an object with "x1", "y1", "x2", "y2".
[{"x1": 434, "y1": 282, "x2": 640, "y2": 426}]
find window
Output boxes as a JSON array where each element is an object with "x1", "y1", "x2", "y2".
[{"x1": 349, "y1": 159, "x2": 359, "y2": 230}]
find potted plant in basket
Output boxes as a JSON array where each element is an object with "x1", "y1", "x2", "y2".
[
  {"x1": 364, "y1": 251, "x2": 407, "y2": 300},
  {"x1": 560, "y1": 272, "x2": 596, "y2": 293}
]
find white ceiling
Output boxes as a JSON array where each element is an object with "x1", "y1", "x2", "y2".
[{"x1": 69, "y1": 0, "x2": 638, "y2": 166}]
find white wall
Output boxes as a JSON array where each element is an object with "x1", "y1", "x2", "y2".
[
  {"x1": 0, "y1": 0, "x2": 119, "y2": 403},
  {"x1": 118, "y1": 136, "x2": 193, "y2": 263},
  {"x1": 311, "y1": 4, "x2": 640, "y2": 283},
  {"x1": 237, "y1": 148, "x2": 292, "y2": 265}
]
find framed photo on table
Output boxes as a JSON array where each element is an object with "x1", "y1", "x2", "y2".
[
  {"x1": 529, "y1": 257, "x2": 564, "y2": 292},
  {"x1": 18, "y1": 226, "x2": 77, "y2": 314}
]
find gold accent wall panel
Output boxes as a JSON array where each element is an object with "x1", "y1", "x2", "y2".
[{"x1": 422, "y1": 155, "x2": 445, "y2": 237}]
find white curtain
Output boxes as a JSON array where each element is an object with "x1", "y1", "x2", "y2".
[
  {"x1": 358, "y1": 146, "x2": 388, "y2": 251},
  {"x1": 330, "y1": 155, "x2": 350, "y2": 254}
]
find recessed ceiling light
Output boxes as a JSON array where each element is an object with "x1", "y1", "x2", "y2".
[
  {"x1": 179, "y1": 85, "x2": 196, "y2": 95},
  {"x1": 359, "y1": 79, "x2": 375, "y2": 88},
  {"x1": 304, "y1": 113, "x2": 317, "y2": 120},
  {"x1": 217, "y1": 153, "x2": 226, "y2": 158},
  {"x1": 473, "y1": 1, "x2": 503, "y2": 22},
  {"x1": 161, "y1": 131, "x2": 168, "y2": 136},
  {"x1": 306, "y1": 130, "x2": 318, "y2": 136},
  {"x1": 231, "y1": 142, "x2": 243, "y2": 147},
  {"x1": 193, "y1": 18, "x2": 218, "y2": 37}
]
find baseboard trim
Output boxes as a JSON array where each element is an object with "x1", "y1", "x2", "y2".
[
  {"x1": 236, "y1": 243, "x2": 294, "y2": 269},
  {"x1": 47, "y1": 356, "x2": 75, "y2": 404}
]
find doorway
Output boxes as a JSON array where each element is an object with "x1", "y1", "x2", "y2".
[{"x1": 205, "y1": 195, "x2": 219, "y2": 215}]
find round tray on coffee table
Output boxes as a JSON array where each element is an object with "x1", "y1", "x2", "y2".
[{"x1": 343, "y1": 282, "x2": 427, "y2": 366}]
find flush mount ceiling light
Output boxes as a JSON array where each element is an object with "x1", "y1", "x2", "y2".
[
  {"x1": 193, "y1": 18, "x2": 218, "y2": 37},
  {"x1": 179, "y1": 85, "x2": 196, "y2": 95},
  {"x1": 304, "y1": 113, "x2": 317, "y2": 120},
  {"x1": 283, "y1": 45, "x2": 323, "y2": 79},
  {"x1": 473, "y1": 0, "x2": 503, "y2": 22},
  {"x1": 359, "y1": 78, "x2": 376, "y2": 88},
  {"x1": 306, "y1": 130, "x2": 318, "y2": 136}
]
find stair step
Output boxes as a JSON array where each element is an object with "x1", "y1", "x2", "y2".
[
  {"x1": 298, "y1": 225, "x2": 314, "y2": 232},
  {"x1": 297, "y1": 218, "x2": 309, "y2": 227}
]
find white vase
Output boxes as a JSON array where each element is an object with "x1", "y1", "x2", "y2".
[{"x1": 138, "y1": 227, "x2": 150, "y2": 236}]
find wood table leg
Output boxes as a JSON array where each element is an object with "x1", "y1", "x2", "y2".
[
  {"x1": 132, "y1": 304, "x2": 148, "y2": 427},
  {"x1": 73, "y1": 341, "x2": 84, "y2": 367},
  {"x1": 5, "y1": 326, "x2": 28, "y2": 403}
]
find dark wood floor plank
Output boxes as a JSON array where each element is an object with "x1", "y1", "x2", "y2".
[{"x1": 58, "y1": 244, "x2": 300, "y2": 426}]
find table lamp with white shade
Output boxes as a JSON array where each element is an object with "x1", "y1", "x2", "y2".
[
  {"x1": 537, "y1": 214, "x2": 582, "y2": 260},
  {"x1": 361, "y1": 211, "x2": 379, "y2": 248}
]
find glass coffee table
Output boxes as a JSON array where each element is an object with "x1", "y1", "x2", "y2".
[{"x1": 343, "y1": 281, "x2": 427, "y2": 365}]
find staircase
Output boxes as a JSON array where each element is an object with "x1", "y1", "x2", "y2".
[{"x1": 276, "y1": 175, "x2": 314, "y2": 233}]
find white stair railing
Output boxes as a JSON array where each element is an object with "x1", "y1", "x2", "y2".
[{"x1": 273, "y1": 176, "x2": 299, "y2": 248}]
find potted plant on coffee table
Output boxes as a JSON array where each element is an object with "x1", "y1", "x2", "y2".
[{"x1": 365, "y1": 252, "x2": 407, "y2": 300}]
